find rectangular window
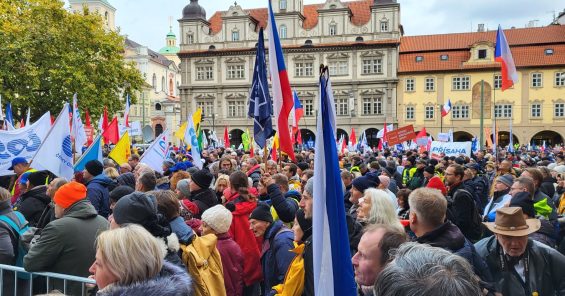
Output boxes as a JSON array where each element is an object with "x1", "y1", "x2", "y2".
[
  {"x1": 451, "y1": 105, "x2": 469, "y2": 119},
  {"x1": 478, "y1": 49, "x2": 487, "y2": 59},
  {"x1": 197, "y1": 101, "x2": 214, "y2": 118},
  {"x1": 405, "y1": 78, "x2": 415, "y2": 92},
  {"x1": 555, "y1": 103, "x2": 565, "y2": 118},
  {"x1": 494, "y1": 75, "x2": 502, "y2": 89},
  {"x1": 335, "y1": 98, "x2": 349, "y2": 116},
  {"x1": 425, "y1": 77, "x2": 435, "y2": 91},
  {"x1": 380, "y1": 21, "x2": 389, "y2": 32},
  {"x1": 328, "y1": 60, "x2": 349, "y2": 76},
  {"x1": 187, "y1": 34, "x2": 194, "y2": 44},
  {"x1": 555, "y1": 72, "x2": 565, "y2": 86},
  {"x1": 196, "y1": 66, "x2": 213, "y2": 81},
  {"x1": 531, "y1": 103, "x2": 541, "y2": 118},
  {"x1": 362, "y1": 59, "x2": 382, "y2": 74},
  {"x1": 329, "y1": 24, "x2": 337, "y2": 36},
  {"x1": 304, "y1": 99, "x2": 314, "y2": 117},
  {"x1": 531, "y1": 73, "x2": 543, "y2": 88},
  {"x1": 227, "y1": 64, "x2": 245, "y2": 79},
  {"x1": 227, "y1": 100, "x2": 245, "y2": 118},
  {"x1": 452, "y1": 76, "x2": 470, "y2": 90},
  {"x1": 279, "y1": 0, "x2": 287, "y2": 10},
  {"x1": 295, "y1": 62, "x2": 314, "y2": 77},
  {"x1": 406, "y1": 106, "x2": 415, "y2": 120},
  {"x1": 232, "y1": 31, "x2": 239, "y2": 41},
  {"x1": 494, "y1": 104, "x2": 512, "y2": 118},
  {"x1": 362, "y1": 97, "x2": 383, "y2": 115},
  {"x1": 425, "y1": 106, "x2": 434, "y2": 119}
]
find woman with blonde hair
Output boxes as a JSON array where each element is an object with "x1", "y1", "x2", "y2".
[
  {"x1": 357, "y1": 188, "x2": 404, "y2": 232},
  {"x1": 103, "y1": 167, "x2": 119, "y2": 180},
  {"x1": 90, "y1": 224, "x2": 193, "y2": 295},
  {"x1": 214, "y1": 174, "x2": 230, "y2": 204}
]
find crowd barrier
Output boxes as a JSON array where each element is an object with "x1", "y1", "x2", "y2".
[{"x1": 0, "y1": 264, "x2": 95, "y2": 296}]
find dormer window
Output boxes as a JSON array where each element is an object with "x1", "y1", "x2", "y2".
[
  {"x1": 415, "y1": 56, "x2": 423, "y2": 62},
  {"x1": 545, "y1": 48, "x2": 554, "y2": 55},
  {"x1": 440, "y1": 54, "x2": 449, "y2": 61},
  {"x1": 478, "y1": 49, "x2": 487, "y2": 59},
  {"x1": 280, "y1": 0, "x2": 287, "y2": 10},
  {"x1": 380, "y1": 21, "x2": 389, "y2": 32}
]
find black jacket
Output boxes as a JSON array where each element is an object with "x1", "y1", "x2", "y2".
[
  {"x1": 302, "y1": 234, "x2": 314, "y2": 296},
  {"x1": 189, "y1": 188, "x2": 217, "y2": 219},
  {"x1": 267, "y1": 184, "x2": 299, "y2": 223},
  {"x1": 14, "y1": 186, "x2": 50, "y2": 227},
  {"x1": 540, "y1": 177, "x2": 556, "y2": 201},
  {"x1": 446, "y1": 182, "x2": 482, "y2": 241}
]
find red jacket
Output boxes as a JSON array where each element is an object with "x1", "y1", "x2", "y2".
[
  {"x1": 228, "y1": 198, "x2": 262, "y2": 286},
  {"x1": 216, "y1": 233, "x2": 244, "y2": 296}
]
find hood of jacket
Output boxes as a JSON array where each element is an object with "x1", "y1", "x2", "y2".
[
  {"x1": 63, "y1": 199, "x2": 99, "y2": 220},
  {"x1": 88, "y1": 174, "x2": 115, "y2": 188},
  {"x1": 97, "y1": 261, "x2": 193, "y2": 296},
  {"x1": 416, "y1": 221, "x2": 466, "y2": 252}
]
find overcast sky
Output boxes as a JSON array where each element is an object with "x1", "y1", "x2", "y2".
[{"x1": 64, "y1": 0, "x2": 560, "y2": 51}]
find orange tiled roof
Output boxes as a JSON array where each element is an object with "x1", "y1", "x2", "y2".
[
  {"x1": 400, "y1": 25, "x2": 565, "y2": 53},
  {"x1": 207, "y1": 0, "x2": 373, "y2": 35}
]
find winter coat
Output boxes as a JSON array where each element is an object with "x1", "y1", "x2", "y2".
[
  {"x1": 475, "y1": 236, "x2": 565, "y2": 296},
  {"x1": 216, "y1": 232, "x2": 244, "y2": 296},
  {"x1": 35, "y1": 202, "x2": 55, "y2": 230},
  {"x1": 261, "y1": 220, "x2": 295, "y2": 296},
  {"x1": 159, "y1": 233, "x2": 185, "y2": 269},
  {"x1": 156, "y1": 177, "x2": 171, "y2": 190},
  {"x1": 13, "y1": 185, "x2": 50, "y2": 227},
  {"x1": 180, "y1": 234, "x2": 225, "y2": 296},
  {"x1": 86, "y1": 174, "x2": 116, "y2": 218},
  {"x1": 96, "y1": 261, "x2": 193, "y2": 296},
  {"x1": 24, "y1": 199, "x2": 109, "y2": 295},
  {"x1": 267, "y1": 184, "x2": 299, "y2": 223},
  {"x1": 247, "y1": 165, "x2": 262, "y2": 188},
  {"x1": 529, "y1": 218, "x2": 557, "y2": 248},
  {"x1": 189, "y1": 188, "x2": 218, "y2": 219},
  {"x1": 302, "y1": 235, "x2": 313, "y2": 296},
  {"x1": 416, "y1": 221, "x2": 493, "y2": 283},
  {"x1": 483, "y1": 190, "x2": 512, "y2": 222},
  {"x1": 272, "y1": 242, "x2": 305, "y2": 296},
  {"x1": 407, "y1": 168, "x2": 425, "y2": 190},
  {"x1": 540, "y1": 177, "x2": 556, "y2": 200},
  {"x1": 446, "y1": 182, "x2": 482, "y2": 241},
  {"x1": 227, "y1": 198, "x2": 262, "y2": 286},
  {"x1": 0, "y1": 199, "x2": 28, "y2": 295}
]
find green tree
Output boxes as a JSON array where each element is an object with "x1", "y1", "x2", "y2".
[{"x1": 0, "y1": 0, "x2": 144, "y2": 121}]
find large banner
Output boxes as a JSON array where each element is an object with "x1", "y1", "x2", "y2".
[
  {"x1": 430, "y1": 141, "x2": 472, "y2": 159},
  {"x1": 0, "y1": 112, "x2": 51, "y2": 175},
  {"x1": 386, "y1": 125, "x2": 415, "y2": 146},
  {"x1": 119, "y1": 121, "x2": 142, "y2": 136}
]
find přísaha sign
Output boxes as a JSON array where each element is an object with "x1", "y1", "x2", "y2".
[
  {"x1": 430, "y1": 141, "x2": 472, "y2": 159},
  {"x1": 0, "y1": 112, "x2": 51, "y2": 176}
]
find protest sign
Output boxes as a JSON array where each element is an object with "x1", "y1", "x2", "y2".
[
  {"x1": 430, "y1": 141, "x2": 472, "y2": 159},
  {"x1": 386, "y1": 125, "x2": 415, "y2": 146}
]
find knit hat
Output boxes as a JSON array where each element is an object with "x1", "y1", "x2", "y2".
[
  {"x1": 384, "y1": 166, "x2": 396, "y2": 177},
  {"x1": 54, "y1": 181, "x2": 87, "y2": 209},
  {"x1": 496, "y1": 174, "x2": 514, "y2": 188},
  {"x1": 426, "y1": 176, "x2": 447, "y2": 196},
  {"x1": 187, "y1": 166, "x2": 199, "y2": 176},
  {"x1": 117, "y1": 172, "x2": 136, "y2": 190},
  {"x1": 424, "y1": 165, "x2": 435, "y2": 175},
  {"x1": 509, "y1": 191, "x2": 536, "y2": 218},
  {"x1": 201, "y1": 205, "x2": 233, "y2": 233},
  {"x1": 163, "y1": 159, "x2": 175, "y2": 168},
  {"x1": 249, "y1": 203, "x2": 274, "y2": 223},
  {"x1": 352, "y1": 175, "x2": 379, "y2": 193},
  {"x1": 191, "y1": 169, "x2": 213, "y2": 189},
  {"x1": 176, "y1": 179, "x2": 191, "y2": 198},
  {"x1": 27, "y1": 170, "x2": 49, "y2": 187},
  {"x1": 109, "y1": 185, "x2": 135, "y2": 203},
  {"x1": 85, "y1": 160, "x2": 104, "y2": 176},
  {"x1": 297, "y1": 162, "x2": 310, "y2": 172},
  {"x1": 113, "y1": 192, "x2": 157, "y2": 226}
]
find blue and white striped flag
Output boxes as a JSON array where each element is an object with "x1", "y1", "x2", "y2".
[{"x1": 312, "y1": 68, "x2": 357, "y2": 295}]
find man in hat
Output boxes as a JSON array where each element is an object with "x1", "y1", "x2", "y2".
[
  {"x1": 249, "y1": 203, "x2": 295, "y2": 296},
  {"x1": 83, "y1": 160, "x2": 115, "y2": 218},
  {"x1": 13, "y1": 170, "x2": 50, "y2": 227},
  {"x1": 8, "y1": 157, "x2": 36, "y2": 204},
  {"x1": 475, "y1": 207, "x2": 565, "y2": 295},
  {"x1": 24, "y1": 181, "x2": 109, "y2": 295},
  {"x1": 182, "y1": 169, "x2": 217, "y2": 219}
]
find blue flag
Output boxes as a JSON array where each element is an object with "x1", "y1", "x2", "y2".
[
  {"x1": 248, "y1": 28, "x2": 273, "y2": 149},
  {"x1": 5, "y1": 102, "x2": 13, "y2": 126},
  {"x1": 74, "y1": 134, "x2": 103, "y2": 172}
]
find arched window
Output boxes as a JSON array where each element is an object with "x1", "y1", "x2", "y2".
[
  {"x1": 152, "y1": 74, "x2": 157, "y2": 91},
  {"x1": 155, "y1": 103, "x2": 162, "y2": 111},
  {"x1": 161, "y1": 76, "x2": 165, "y2": 91},
  {"x1": 280, "y1": 25, "x2": 287, "y2": 39}
]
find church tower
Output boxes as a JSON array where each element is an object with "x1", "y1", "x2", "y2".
[
  {"x1": 159, "y1": 20, "x2": 181, "y2": 65},
  {"x1": 69, "y1": 0, "x2": 116, "y2": 31}
]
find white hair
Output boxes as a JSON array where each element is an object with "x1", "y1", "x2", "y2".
[{"x1": 363, "y1": 188, "x2": 403, "y2": 232}]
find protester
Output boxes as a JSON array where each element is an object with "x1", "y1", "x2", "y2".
[
  {"x1": 116, "y1": 171, "x2": 136, "y2": 189},
  {"x1": 483, "y1": 174, "x2": 514, "y2": 222},
  {"x1": 377, "y1": 175, "x2": 398, "y2": 209},
  {"x1": 182, "y1": 169, "x2": 216, "y2": 219},
  {"x1": 127, "y1": 154, "x2": 140, "y2": 171},
  {"x1": 13, "y1": 170, "x2": 51, "y2": 227},
  {"x1": 136, "y1": 171, "x2": 157, "y2": 192},
  {"x1": 214, "y1": 174, "x2": 230, "y2": 203},
  {"x1": 154, "y1": 190, "x2": 194, "y2": 245},
  {"x1": 444, "y1": 164, "x2": 482, "y2": 241},
  {"x1": 509, "y1": 191, "x2": 556, "y2": 247},
  {"x1": 357, "y1": 188, "x2": 403, "y2": 232},
  {"x1": 262, "y1": 173, "x2": 299, "y2": 223},
  {"x1": 349, "y1": 175, "x2": 379, "y2": 220},
  {"x1": 8, "y1": 157, "x2": 36, "y2": 205},
  {"x1": 395, "y1": 188, "x2": 411, "y2": 220},
  {"x1": 36, "y1": 177, "x2": 68, "y2": 230},
  {"x1": 84, "y1": 160, "x2": 115, "y2": 218},
  {"x1": 119, "y1": 163, "x2": 132, "y2": 174}
]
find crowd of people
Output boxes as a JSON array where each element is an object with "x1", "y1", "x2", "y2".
[{"x1": 1, "y1": 144, "x2": 565, "y2": 295}]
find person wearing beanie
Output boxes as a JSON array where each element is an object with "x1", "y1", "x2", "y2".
[
  {"x1": 422, "y1": 165, "x2": 436, "y2": 186},
  {"x1": 483, "y1": 174, "x2": 514, "y2": 222},
  {"x1": 83, "y1": 160, "x2": 116, "y2": 218},
  {"x1": 510, "y1": 192, "x2": 556, "y2": 248},
  {"x1": 109, "y1": 185, "x2": 135, "y2": 210},
  {"x1": 111, "y1": 192, "x2": 184, "y2": 269},
  {"x1": 23, "y1": 181, "x2": 109, "y2": 295},
  {"x1": 183, "y1": 170, "x2": 217, "y2": 219},
  {"x1": 116, "y1": 172, "x2": 136, "y2": 190},
  {"x1": 175, "y1": 179, "x2": 191, "y2": 199},
  {"x1": 249, "y1": 203, "x2": 295, "y2": 296},
  {"x1": 350, "y1": 175, "x2": 379, "y2": 219},
  {"x1": 13, "y1": 170, "x2": 51, "y2": 227},
  {"x1": 201, "y1": 205, "x2": 244, "y2": 296}
]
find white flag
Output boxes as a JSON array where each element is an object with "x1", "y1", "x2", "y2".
[
  {"x1": 72, "y1": 94, "x2": 88, "y2": 155},
  {"x1": 140, "y1": 130, "x2": 170, "y2": 173},
  {"x1": 184, "y1": 113, "x2": 203, "y2": 169},
  {"x1": 377, "y1": 124, "x2": 394, "y2": 138},
  {"x1": 31, "y1": 103, "x2": 74, "y2": 180}
]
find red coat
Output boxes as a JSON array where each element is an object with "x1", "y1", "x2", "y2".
[
  {"x1": 228, "y1": 199, "x2": 262, "y2": 286},
  {"x1": 216, "y1": 233, "x2": 244, "y2": 296}
]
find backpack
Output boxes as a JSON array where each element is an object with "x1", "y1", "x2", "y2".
[
  {"x1": 180, "y1": 234, "x2": 226, "y2": 296},
  {"x1": 0, "y1": 212, "x2": 31, "y2": 279},
  {"x1": 448, "y1": 189, "x2": 483, "y2": 242}
]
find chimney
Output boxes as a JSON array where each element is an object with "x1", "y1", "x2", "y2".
[{"x1": 477, "y1": 24, "x2": 485, "y2": 32}]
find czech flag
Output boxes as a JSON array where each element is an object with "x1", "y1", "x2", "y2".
[
  {"x1": 291, "y1": 90, "x2": 303, "y2": 144},
  {"x1": 267, "y1": 0, "x2": 295, "y2": 161},
  {"x1": 495, "y1": 25, "x2": 518, "y2": 91},
  {"x1": 441, "y1": 99, "x2": 451, "y2": 117}
]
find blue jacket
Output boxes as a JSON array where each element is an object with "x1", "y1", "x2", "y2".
[
  {"x1": 261, "y1": 220, "x2": 295, "y2": 296},
  {"x1": 86, "y1": 174, "x2": 115, "y2": 218}
]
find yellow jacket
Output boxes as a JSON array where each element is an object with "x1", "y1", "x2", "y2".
[
  {"x1": 180, "y1": 234, "x2": 226, "y2": 296},
  {"x1": 272, "y1": 242, "x2": 305, "y2": 296}
]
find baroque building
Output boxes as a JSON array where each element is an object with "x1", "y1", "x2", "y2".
[{"x1": 178, "y1": 0, "x2": 401, "y2": 147}]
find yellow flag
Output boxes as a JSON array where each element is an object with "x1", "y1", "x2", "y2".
[
  {"x1": 109, "y1": 131, "x2": 131, "y2": 165},
  {"x1": 193, "y1": 108, "x2": 202, "y2": 126},
  {"x1": 272, "y1": 132, "x2": 279, "y2": 149},
  {"x1": 175, "y1": 121, "x2": 187, "y2": 140}
]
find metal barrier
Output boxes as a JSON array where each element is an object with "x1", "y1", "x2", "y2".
[{"x1": 0, "y1": 264, "x2": 96, "y2": 296}]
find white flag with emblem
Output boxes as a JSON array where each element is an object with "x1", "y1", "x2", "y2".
[{"x1": 184, "y1": 113, "x2": 203, "y2": 169}]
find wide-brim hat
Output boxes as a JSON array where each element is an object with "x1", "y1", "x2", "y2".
[{"x1": 483, "y1": 207, "x2": 540, "y2": 237}]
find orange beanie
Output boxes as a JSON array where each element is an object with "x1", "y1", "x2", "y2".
[{"x1": 54, "y1": 181, "x2": 87, "y2": 209}]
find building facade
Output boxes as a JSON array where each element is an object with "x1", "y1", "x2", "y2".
[
  {"x1": 397, "y1": 25, "x2": 565, "y2": 147},
  {"x1": 178, "y1": 0, "x2": 401, "y2": 147}
]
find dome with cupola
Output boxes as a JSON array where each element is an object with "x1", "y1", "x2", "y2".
[{"x1": 182, "y1": 0, "x2": 206, "y2": 21}]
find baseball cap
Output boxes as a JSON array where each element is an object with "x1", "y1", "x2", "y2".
[{"x1": 9, "y1": 157, "x2": 28, "y2": 170}]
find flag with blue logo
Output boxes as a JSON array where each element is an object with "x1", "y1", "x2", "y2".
[
  {"x1": 31, "y1": 103, "x2": 74, "y2": 180},
  {"x1": 184, "y1": 113, "x2": 203, "y2": 169},
  {"x1": 72, "y1": 93, "x2": 88, "y2": 155},
  {"x1": 312, "y1": 67, "x2": 357, "y2": 296},
  {"x1": 248, "y1": 27, "x2": 273, "y2": 149},
  {"x1": 74, "y1": 134, "x2": 103, "y2": 172}
]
